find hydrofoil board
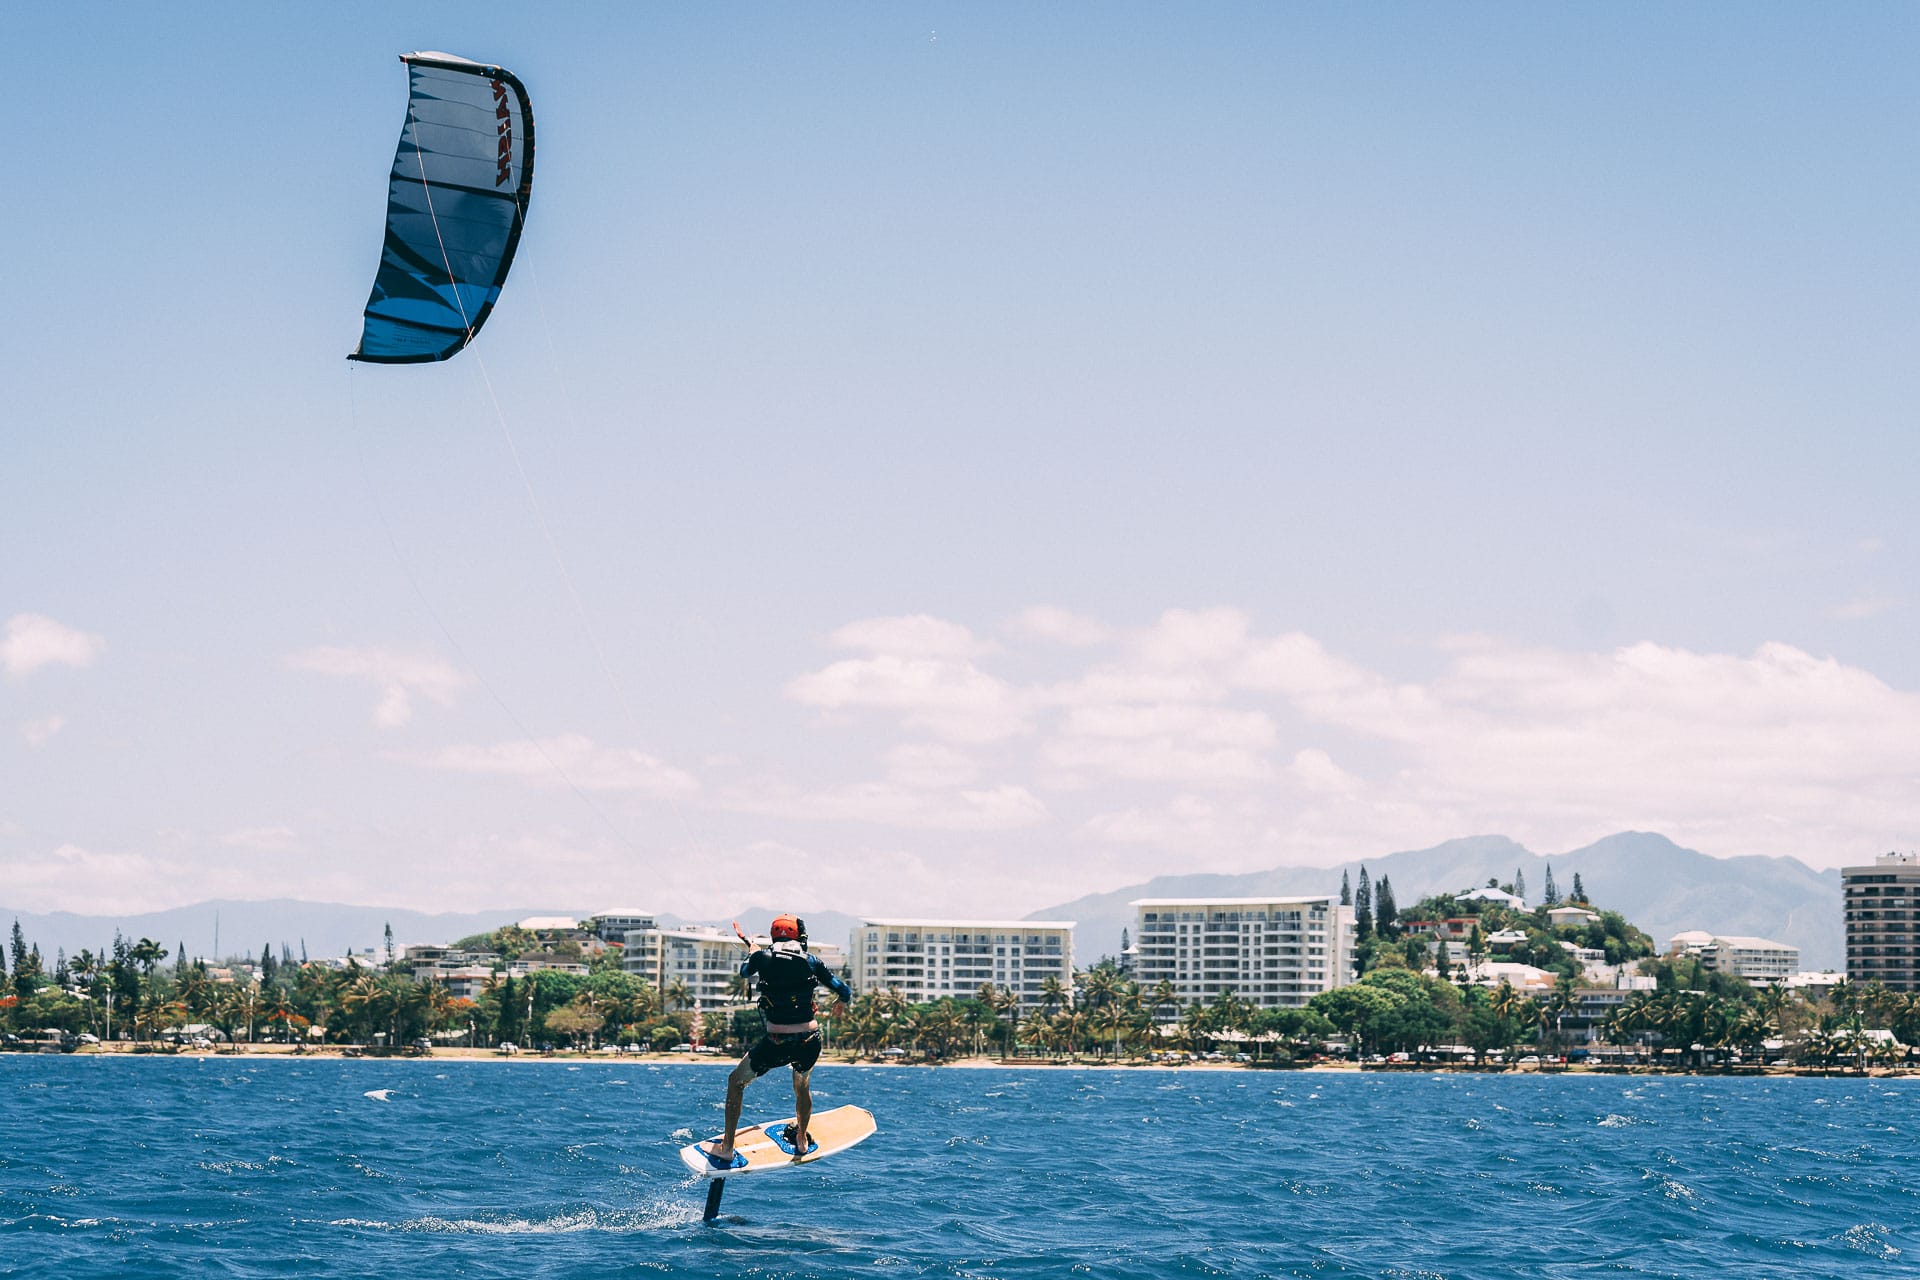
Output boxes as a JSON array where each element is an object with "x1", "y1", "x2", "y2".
[{"x1": 680, "y1": 1104, "x2": 876, "y2": 1178}]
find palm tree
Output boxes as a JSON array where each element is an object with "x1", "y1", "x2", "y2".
[
  {"x1": 1077, "y1": 967, "x2": 1120, "y2": 1012},
  {"x1": 1092, "y1": 1003, "x2": 1130, "y2": 1059},
  {"x1": 1038, "y1": 976, "x2": 1066, "y2": 1017},
  {"x1": 664, "y1": 978, "x2": 693, "y2": 1015}
]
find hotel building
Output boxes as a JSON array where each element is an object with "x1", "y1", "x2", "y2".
[
  {"x1": 1667, "y1": 931, "x2": 1800, "y2": 984},
  {"x1": 849, "y1": 919, "x2": 1074, "y2": 1010},
  {"x1": 621, "y1": 923, "x2": 744, "y2": 1011},
  {"x1": 1844, "y1": 852, "x2": 1920, "y2": 991},
  {"x1": 1130, "y1": 896, "x2": 1355, "y2": 1013}
]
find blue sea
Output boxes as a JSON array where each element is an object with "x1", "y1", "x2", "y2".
[{"x1": 3, "y1": 1058, "x2": 1917, "y2": 1279}]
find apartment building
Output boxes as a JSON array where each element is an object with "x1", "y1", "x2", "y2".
[
  {"x1": 1130, "y1": 896, "x2": 1354, "y2": 1013},
  {"x1": 1844, "y1": 852, "x2": 1920, "y2": 991},
  {"x1": 589, "y1": 910, "x2": 658, "y2": 943},
  {"x1": 1668, "y1": 930, "x2": 1801, "y2": 984},
  {"x1": 622, "y1": 923, "x2": 743, "y2": 1011},
  {"x1": 849, "y1": 919, "x2": 1074, "y2": 1010}
]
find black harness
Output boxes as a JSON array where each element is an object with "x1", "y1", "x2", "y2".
[{"x1": 754, "y1": 947, "x2": 819, "y2": 1026}]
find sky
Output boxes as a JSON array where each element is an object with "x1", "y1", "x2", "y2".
[{"x1": 4, "y1": 5, "x2": 1917, "y2": 923}]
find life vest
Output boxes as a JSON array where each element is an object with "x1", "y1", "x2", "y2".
[{"x1": 754, "y1": 944, "x2": 819, "y2": 1026}]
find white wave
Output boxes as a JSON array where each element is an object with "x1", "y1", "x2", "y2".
[{"x1": 363, "y1": 1089, "x2": 394, "y2": 1102}]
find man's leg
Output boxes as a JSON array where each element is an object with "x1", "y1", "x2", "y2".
[
  {"x1": 790, "y1": 1066, "x2": 812, "y2": 1160},
  {"x1": 713, "y1": 1054, "x2": 756, "y2": 1159}
]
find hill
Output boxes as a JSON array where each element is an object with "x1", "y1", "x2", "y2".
[
  {"x1": 1036, "y1": 832, "x2": 1843, "y2": 970},
  {"x1": 0, "y1": 900, "x2": 863, "y2": 966}
]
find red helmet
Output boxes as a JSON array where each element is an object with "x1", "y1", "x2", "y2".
[{"x1": 770, "y1": 914, "x2": 801, "y2": 942}]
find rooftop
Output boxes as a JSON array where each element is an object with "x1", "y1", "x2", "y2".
[
  {"x1": 858, "y1": 918, "x2": 1075, "y2": 929},
  {"x1": 1129, "y1": 896, "x2": 1332, "y2": 907}
]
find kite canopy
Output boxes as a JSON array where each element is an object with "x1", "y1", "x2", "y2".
[{"x1": 350, "y1": 52, "x2": 534, "y2": 363}]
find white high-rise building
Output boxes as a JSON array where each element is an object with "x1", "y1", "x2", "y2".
[
  {"x1": 1130, "y1": 897, "x2": 1354, "y2": 1013},
  {"x1": 850, "y1": 919, "x2": 1074, "y2": 1009},
  {"x1": 622, "y1": 923, "x2": 742, "y2": 1011}
]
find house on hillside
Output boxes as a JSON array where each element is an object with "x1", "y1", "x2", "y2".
[
  {"x1": 1546, "y1": 906, "x2": 1600, "y2": 928},
  {"x1": 1459, "y1": 887, "x2": 1527, "y2": 911},
  {"x1": 1454, "y1": 960, "x2": 1557, "y2": 993}
]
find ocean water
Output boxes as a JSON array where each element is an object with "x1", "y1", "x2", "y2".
[{"x1": 2, "y1": 1058, "x2": 1917, "y2": 1279}]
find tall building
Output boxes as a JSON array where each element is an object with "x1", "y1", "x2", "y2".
[
  {"x1": 1844, "y1": 852, "x2": 1920, "y2": 991},
  {"x1": 622, "y1": 923, "x2": 743, "y2": 1011},
  {"x1": 1130, "y1": 896, "x2": 1354, "y2": 1013},
  {"x1": 849, "y1": 919, "x2": 1074, "y2": 1010}
]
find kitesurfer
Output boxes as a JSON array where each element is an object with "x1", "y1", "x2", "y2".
[{"x1": 706, "y1": 915, "x2": 852, "y2": 1165}]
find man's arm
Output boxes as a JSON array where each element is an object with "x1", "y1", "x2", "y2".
[{"x1": 812, "y1": 955, "x2": 853, "y2": 1005}]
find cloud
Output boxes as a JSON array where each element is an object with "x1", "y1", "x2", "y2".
[
  {"x1": 1, "y1": 842, "x2": 187, "y2": 915},
  {"x1": 884, "y1": 743, "x2": 981, "y2": 789},
  {"x1": 784, "y1": 607, "x2": 1920, "y2": 870},
  {"x1": 402, "y1": 734, "x2": 700, "y2": 795},
  {"x1": 20, "y1": 715, "x2": 66, "y2": 747},
  {"x1": 287, "y1": 646, "x2": 469, "y2": 728},
  {"x1": 1006, "y1": 606, "x2": 1111, "y2": 647},
  {"x1": 788, "y1": 655, "x2": 1030, "y2": 745},
  {"x1": 828, "y1": 614, "x2": 994, "y2": 660},
  {"x1": 222, "y1": 825, "x2": 297, "y2": 853},
  {"x1": 1833, "y1": 594, "x2": 1899, "y2": 621},
  {"x1": 2, "y1": 614, "x2": 104, "y2": 676},
  {"x1": 727, "y1": 780, "x2": 1048, "y2": 831}
]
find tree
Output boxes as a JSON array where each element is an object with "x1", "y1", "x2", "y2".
[
  {"x1": 1514, "y1": 868, "x2": 1527, "y2": 903},
  {"x1": 1375, "y1": 877, "x2": 1398, "y2": 939},
  {"x1": 384, "y1": 923, "x2": 396, "y2": 968},
  {"x1": 1355, "y1": 868, "x2": 1374, "y2": 942},
  {"x1": 1434, "y1": 939, "x2": 1452, "y2": 982},
  {"x1": 10, "y1": 922, "x2": 41, "y2": 999},
  {"x1": 1542, "y1": 864, "x2": 1561, "y2": 907},
  {"x1": 1571, "y1": 873, "x2": 1587, "y2": 904},
  {"x1": 1340, "y1": 870, "x2": 1352, "y2": 906},
  {"x1": 1308, "y1": 984, "x2": 1402, "y2": 1056}
]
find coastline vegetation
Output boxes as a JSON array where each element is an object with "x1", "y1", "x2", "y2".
[{"x1": 3, "y1": 895, "x2": 1914, "y2": 1073}]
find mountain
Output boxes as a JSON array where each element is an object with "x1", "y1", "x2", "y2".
[
  {"x1": 0, "y1": 900, "x2": 865, "y2": 965},
  {"x1": 1035, "y1": 832, "x2": 1843, "y2": 970}
]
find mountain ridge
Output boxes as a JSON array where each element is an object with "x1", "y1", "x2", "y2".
[{"x1": 1033, "y1": 832, "x2": 1843, "y2": 970}]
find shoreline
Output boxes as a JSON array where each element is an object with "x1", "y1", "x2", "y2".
[{"x1": 11, "y1": 1045, "x2": 1912, "y2": 1079}]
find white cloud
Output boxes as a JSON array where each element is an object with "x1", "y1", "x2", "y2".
[
  {"x1": 222, "y1": 825, "x2": 297, "y2": 853},
  {"x1": 727, "y1": 779, "x2": 1048, "y2": 831},
  {"x1": 788, "y1": 654, "x2": 1030, "y2": 744},
  {"x1": 2, "y1": 842, "x2": 185, "y2": 915},
  {"x1": 1833, "y1": 594, "x2": 1898, "y2": 621},
  {"x1": 20, "y1": 714, "x2": 66, "y2": 747},
  {"x1": 403, "y1": 734, "x2": 699, "y2": 795},
  {"x1": 2, "y1": 614, "x2": 104, "y2": 676},
  {"x1": 287, "y1": 646, "x2": 469, "y2": 728},
  {"x1": 828, "y1": 614, "x2": 994, "y2": 660},
  {"x1": 783, "y1": 607, "x2": 1920, "y2": 870},
  {"x1": 1006, "y1": 606, "x2": 1111, "y2": 647},
  {"x1": 884, "y1": 743, "x2": 981, "y2": 789}
]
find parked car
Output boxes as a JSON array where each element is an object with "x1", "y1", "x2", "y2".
[{"x1": 670, "y1": 1043, "x2": 694, "y2": 1053}]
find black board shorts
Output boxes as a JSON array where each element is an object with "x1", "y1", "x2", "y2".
[{"x1": 746, "y1": 1030, "x2": 822, "y2": 1078}]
